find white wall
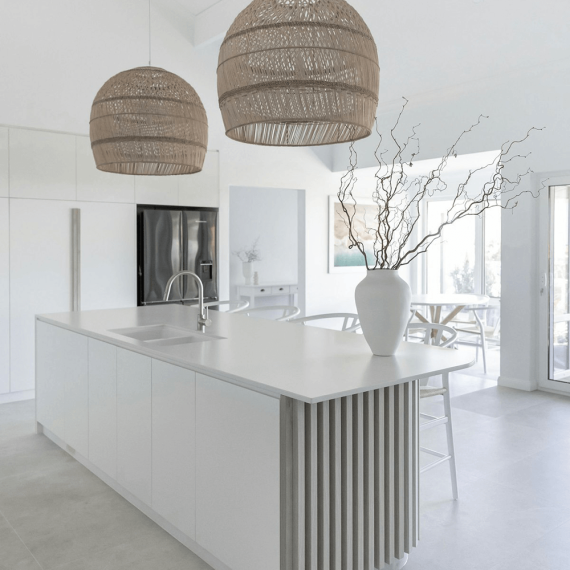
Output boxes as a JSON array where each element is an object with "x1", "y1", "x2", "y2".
[{"x1": 230, "y1": 186, "x2": 300, "y2": 290}]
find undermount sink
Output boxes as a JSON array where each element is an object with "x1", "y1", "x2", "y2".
[{"x1": 109, "y1": 324, "x2": 224, "y2": 346}]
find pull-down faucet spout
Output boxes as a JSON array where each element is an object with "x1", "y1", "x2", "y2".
[{"x1": 163, "y1": 271, "x2": 212, "y2": 331}]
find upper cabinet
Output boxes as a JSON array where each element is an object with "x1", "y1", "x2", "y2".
[
  {"x1": 135, "y1": 175, "x2": 179, "y2": 207},
  {"x1": 9, "y1": 129, "x2": 76, "y2": 200},
  {"x1": 76, "y1": 136, "x2": 135, "y2": 203},
  {"x1": 179, "y1": 150, "x2": 220, "y2": 208},
  {"x1": 0, "y1": 127, "x2": 8, "y2": 197}
]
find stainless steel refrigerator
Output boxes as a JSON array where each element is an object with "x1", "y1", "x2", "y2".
[{"x1": 137, "y1": 205, "x2": 218, "y2": 306}]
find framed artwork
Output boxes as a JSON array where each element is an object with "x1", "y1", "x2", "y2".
[{"x1": 328, "y1": 196, "x2": 377, "y2": 273}]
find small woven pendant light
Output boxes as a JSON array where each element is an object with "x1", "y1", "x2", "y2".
[
  {"x1": 90, "y1": 66, "x2": 208, "y2": 175},
  {"x1": 217, "y1": 0, "x2": 380, "y2": 147}
]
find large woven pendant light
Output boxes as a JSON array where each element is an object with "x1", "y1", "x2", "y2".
[
  {"x1": 217, "y1": 0, "x2": 379, "y2": 147},
  {"x1": 90, "y1": 66, "x2": 208, "y2": 175}
]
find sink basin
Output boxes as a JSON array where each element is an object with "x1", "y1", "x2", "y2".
[{"x1": 109, "y1": 324, "x2": 224, "y2": 346}]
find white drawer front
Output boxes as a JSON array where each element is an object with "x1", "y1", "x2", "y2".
[
  {"x1": 270, "y1": 285, "x2": 289, "y2": 295},
  {"x1": 253, "y1": 286, "x2": 272, "y2": 296}
]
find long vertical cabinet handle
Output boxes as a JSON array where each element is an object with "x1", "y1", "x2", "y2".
[{"x1": 71, "y1": 208, "x2": 81, "y2": 312}]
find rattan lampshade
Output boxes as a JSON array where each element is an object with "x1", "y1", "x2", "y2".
[
  {"x1": 217, "y1": 0, "x2": 379, "y2": 147},
  {"x1": 90, "y1": 67, "x2": 208, "y2": 175}
]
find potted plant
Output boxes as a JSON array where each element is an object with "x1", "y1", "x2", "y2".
[
  {"x1": 233, "y1": 237, "x2": 262, "y2": 285},
  {"x1": 338, "y1": 99, "x2": 542, "y2": 356}
]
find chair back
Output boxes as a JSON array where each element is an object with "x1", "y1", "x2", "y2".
[
  {"x1": 289, "y1": 313, "x2": 361, "y2": 333},
  {"x1": 243, "y1": 305, "x2": 301, "y2": 322},
  {"x1": 203, "y1": 300, "x2": 249, "y2": 313},
  {"x1": 405, "y1": 323, "x2": 457, "y2": 348}
]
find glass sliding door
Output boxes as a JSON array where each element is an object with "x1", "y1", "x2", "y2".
[
  {"x1": 426, "y1": 200, "x2": 478, "y2": 294},
  {"x1": 549, "y1": 185, "x2": 570, "y2": 381},
  {"x1": 425, "y1": 200, "x2": 500, "y2": 297}
]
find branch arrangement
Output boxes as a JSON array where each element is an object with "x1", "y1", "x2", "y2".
[
  {"x1": 232, "y1": 237, "x2": 262, "y2": 263},
  {"x1": 337, "y1": 99, "x2": 544, "y2": 270}
]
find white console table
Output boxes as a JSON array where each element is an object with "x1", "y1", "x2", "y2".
[{"x1": 237, "y1": 282, "x2": 298, "y2": 308}]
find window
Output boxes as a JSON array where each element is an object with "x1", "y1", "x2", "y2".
[
  {"x1": 424, "y1": 200, "x2": 501, "y2": 297},
  {"x1": 549, "y1": 185, "x2": 570, "y2": 380}
]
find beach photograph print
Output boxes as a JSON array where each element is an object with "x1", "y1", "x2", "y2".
[{"x1": 329, "y1": 197, "x2": 376, "y2": 273}]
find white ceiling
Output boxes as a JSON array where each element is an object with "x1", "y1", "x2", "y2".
[
  {"x1": 173, "y1": 0, "x2": 223, "y2": 15},
  {"x1": 167, "y1": 0, "x2": 570, "y2": 105}
]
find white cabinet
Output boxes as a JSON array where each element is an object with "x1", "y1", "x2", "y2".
[
  {"x1": 0, "y1": 198, "x2": 9, "y2": 395},
  {"x1": 179, "y1": 151, "x2": 220, "y2": 208},
  {"x1": 36, "y1": 321, "x2": 66, "y2": 439},
  {"x1": 80, "y1": 202, "x2": 137, "y2": 311},
  {"x1": 0, "y1": 127, "x2": 8, "y2": 197},
  {"x1": 9, "y1": 129, "x2": 76, "y2": 200},
  {"x1": 117, "y1": 348, "x2": 152, "y2": 505},
  {"x1": 10, "y1": 199, "x2": 136, "y2": 393},
  {"x1": 10, "y1": 199, "x2": 74, "y2": 392},
  {"x1": 151, "y1": 359, "x2": 196, "y2": 539},
  {"x1": 36, "y1": 321, "x2": 88, "y2": 455},
  {"x1": 135, "y1": 175, "x2": 179, "y2": 207},
  {"x1": 195, "y1": 373, "x2": 280, "y2": 570},
  {"x1": 76, "y1": 136, "x2": 134, "y2": 204},
  {"x1": 88, "y1": 339, "x2": 117, "y2": 479}
]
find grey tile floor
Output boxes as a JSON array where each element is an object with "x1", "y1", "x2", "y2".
[
  {"x1": 1, "y1": 348, "x2": 569, "y2": 569},
  {"x1": 0, "y1": 401, "x2": 213, "y2": 570}
]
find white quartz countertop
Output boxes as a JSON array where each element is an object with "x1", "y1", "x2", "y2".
[{"x1": 37, "y1": 305, "x2": 474, "y2": 403}]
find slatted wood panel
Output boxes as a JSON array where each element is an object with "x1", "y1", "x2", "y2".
[{"x1": 281, "y1": 382, "x2": 419, "y2": 570}]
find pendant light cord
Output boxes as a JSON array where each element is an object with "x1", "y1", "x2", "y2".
[{"x1": 148, "y1": 0, "x2": 152, "y2": 66}]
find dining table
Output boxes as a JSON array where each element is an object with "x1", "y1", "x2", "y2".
[{"x1": 410, "y1": 293, "x2": 490, "y2": 325}]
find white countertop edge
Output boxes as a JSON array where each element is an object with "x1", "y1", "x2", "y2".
[{"x1": 36, "y1": 315, "x2": 475, "y2": 404}]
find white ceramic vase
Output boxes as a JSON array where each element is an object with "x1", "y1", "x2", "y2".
[
  {"x1": 355, "y1": 269, "x2": 412, "y2": 356},
  {"x1": 242, "y1": 261, "x2": 254, "y2": 284}
]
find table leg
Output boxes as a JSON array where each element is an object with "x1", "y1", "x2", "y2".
[
  {"x1": 414, "y1": 311, "x2": 430, "y2": 324},
  {"x1": 441, "y1": 305, "x2": 466, "y2": 326}
]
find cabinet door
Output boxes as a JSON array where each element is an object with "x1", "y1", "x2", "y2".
[
  {"x1": 0, "y1": 127, "x2": 8, "y2": 197},
  {"x1": 195, "y1": 374, "x2": 280, "y2": 570},
  {"x1": 117, "y1": 348, "x2": 152, "y2": 505},
  {"x1": 0, "y1": 198, "x2": 9, "y2": 395},
  {"x1": 151, "y1": 359, "x2": 196, "y2": 539},
  {"x1": 80, "y1": 202, "x2": 136, "y2": 311},
  {"x1": 89, "y1": 339, "x2": 117, "y2": 479},
  {"x1": 179, "y1": 150, "x2": 219, "y2": 208},
  {"x1": 9, "y1": 129, "x2": 76, "y2": 201},
  {"x1": 36, "y1": 321, "x2": 88, "y2": 454},
  {"x1": 10, "y1": 199, "x2": 75, "y2": 392}
]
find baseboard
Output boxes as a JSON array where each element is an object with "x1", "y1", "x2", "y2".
[
  {"x1": 0, "y1": 389, "x2": 35, "y2": 404},
  {"x1": 497, "y1": 375, "x2": 538, "y2": 392},
  {"x1": 40, "y1": 425, "x2": 232, "y2": 570}
]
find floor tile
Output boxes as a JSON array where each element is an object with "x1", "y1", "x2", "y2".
[
  {"x1": 490, "y1": 518, "x2": 570, "y2": 570},
  {"x1": 502, "y1": 396, "x2": 570, "y2": 431},
  {"x1": 451, "y1": 385, "x2": 557, "y2": 418},
  {"x1": 0, "y1": 512, "x2": 42, "y2": 570}
]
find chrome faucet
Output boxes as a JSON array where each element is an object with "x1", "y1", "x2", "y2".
[{"x1": 163, "y1": 271, "x2": 212, "y2": 331}]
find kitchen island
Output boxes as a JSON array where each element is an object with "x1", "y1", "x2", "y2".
[{"x1": 35, "y1": 305, "x2": 473, "y2": 570}]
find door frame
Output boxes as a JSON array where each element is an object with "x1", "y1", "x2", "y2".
[{"x1": 538, "y1": 174, "x2": 570, "y2": 394}]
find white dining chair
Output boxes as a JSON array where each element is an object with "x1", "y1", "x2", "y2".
[
  {"x1": 452, "y1": 300, "x2": 500, "y2": 374},
  {"x1": 407, "y1": 322, "x2": 459, "y2": 500},
  {"x1": 243, "y1": 305, "x2": 301, "y2": 322},
  {"x1": 203, "y1": 300, "x2": 249, "y2": 313},
  {"x1": 289, "y1": 313, "x2": 361, "y2": 333}
]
